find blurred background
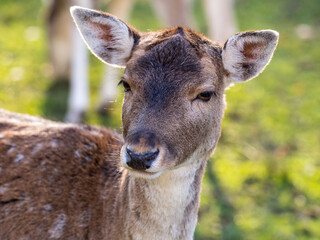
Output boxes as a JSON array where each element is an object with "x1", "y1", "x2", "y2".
[{"x1": 0, "y1": 0, "x2": 320, "y2": 239}]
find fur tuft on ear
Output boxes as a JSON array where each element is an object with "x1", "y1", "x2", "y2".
[
  {"x1": 222, "y1": 30, "x2": 279, "y2": 83},
  {"x1": 70, "y1": 6, "x2": 140, "y2": 67}
]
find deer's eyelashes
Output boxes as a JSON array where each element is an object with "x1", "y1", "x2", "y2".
[
  {"x1": 195, "y1": 91, "x2": 217, "y2": 102},
  {"x1": 119, "y1": 80, "x2": 131, "y2": 92}
]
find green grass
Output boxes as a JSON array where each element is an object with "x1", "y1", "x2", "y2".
[{"x1": 1, "y1": 0, "x2": 320, "y2": 239}]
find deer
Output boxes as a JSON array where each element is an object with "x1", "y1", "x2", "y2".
[
  {"x1": 47, "y1": 0, "x2": 237, "y2": 122},
  {"x1": 0, "y1": 6, "x2": 278, "y2": 240}
]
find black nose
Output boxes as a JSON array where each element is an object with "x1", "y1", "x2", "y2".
[{"x1": 126, "y1": 148, "x2": 159, "y2": 170}]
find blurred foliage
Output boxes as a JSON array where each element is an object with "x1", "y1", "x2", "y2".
[{"x1": 0, "y1": 0, "x2": 320, "y2": 239}]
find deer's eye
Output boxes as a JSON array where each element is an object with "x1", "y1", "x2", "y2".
[
  {"x1": 196, "y1": 91, "x2": 216, "y2": 102},
  {"x1": 119, "y1": 80, "x2": 131, "y2": 92}
]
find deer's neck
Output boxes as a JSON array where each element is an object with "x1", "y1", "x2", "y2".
[{"x1": 112, "y1": 157, "x2": 207, "y2": 240}]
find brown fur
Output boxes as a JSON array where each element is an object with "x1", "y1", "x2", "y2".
[
  {"x1": 0, "y1": 110, "x2": 123, "y2": 239},
  {"x1": 242, "y1": 41, "x2": 265, "y2": 59}
]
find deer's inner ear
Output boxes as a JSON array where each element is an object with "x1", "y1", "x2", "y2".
[
  {"x1": 222, "y1": 30, "x2": 279, "y2": 83},
  {"x1": 70, "y1": 6, "x2": 140, "y2": 67}
]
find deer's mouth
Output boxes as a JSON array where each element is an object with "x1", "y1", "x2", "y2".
[{"x1": 124, "y1": 167, "x2": 164, "y2": 179}]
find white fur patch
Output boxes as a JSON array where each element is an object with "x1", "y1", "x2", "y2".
[
  {"x1": 74, "y1": 149, "x2": 81, "y2": 158},
  {"x1": 0, "y1": 184, "x2": 9, "y2": 194},
  {"x1": 89, "y1": 129, "x2": 103, "y2": 138},
  {"x1": 32, "y1": 143, "x2": 43, "y2": 155},
  {"x1": 50, "y1": 140, "x2": 59, "y2": 148},
  {"x1": 42, "y1": 204, "x2": 53, "y2": 211},
  {"x1": 78, "y1": 208, "x2": 91, "y2": 228},
  {"x1": 49, "y1": 213, "x2": 67, "y2": 239},
  {"x1": 14, "y1": 153, "x2": 24, "y2": 164},
  {"x1": 128, "y1": 156, "x2": 206, "y2": 240},
  {"x1": 8, "y1": 145, "x2": 16, "y2": 154}
]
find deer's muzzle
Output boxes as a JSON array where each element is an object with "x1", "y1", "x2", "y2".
[{"x1": 120, "y1": 130, "x2": 168, "y2": 178}]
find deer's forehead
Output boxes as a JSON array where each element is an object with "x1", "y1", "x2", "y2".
[
  {"x1": 125, "y1": 39, "x2": 224, "y2": 102},
  {"x1": 126, "y1": 36, "x2": 211, "y2": 88}
]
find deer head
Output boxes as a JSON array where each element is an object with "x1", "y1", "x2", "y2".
[{"x1": 71, "y1": 6, "x2": 278, "y2": 179}]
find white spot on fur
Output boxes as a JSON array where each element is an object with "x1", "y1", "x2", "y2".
[
  {"x1": 49, "y1": 175, "x2": 54, "y2": 184},
  {"x1": 90, "y1": 129, "x2": 103, "y2": 137},
  {"x1": 84, "y1": 142, "x2": 96, "y2": 150},
  {"x1": 5, "y1": 208, "x2": 10, "y2": 216},
  {"x1": 78, "y1": 208, "x2": 92, "y2": 227},
  {"x1": 17, "y1": 200, "x2": 24, "y2": 210},
  {"x1": 83, "y1": 156, "x2": 91, "y2": 164},
  {"x1": 0, "y1": 134, "x2": 4, "y2": 139},
  {"x1": 50, "y1": 140, "x2": 58, "y2": 148},
  {"x1": 28, "y1": 206, "x2": 35, "y2": 212},
  {"x1": 8, "y1": 144, "x2": 16, "y2": 154},
  {"x1": 32, "y1": 143, "x2": 43, "y2": 155},
  {"x1": 43, "y1": 204, "x2": 53, "y2": 211},
  {"x1": 41, "y1": 161, "x2": 46, "y2": 171},
  {"x1": 0, "y1": 183, "x2": 9, "y2": 194},
  {"x1": 74, "y1": 150, "x2": 81, "y2": 158},
  {"x1": 14, "y1": 153, "x2": 24, "y2": 164},
  {"x1": 49, "y1": 213, "x2": 66, "y2": 239}
]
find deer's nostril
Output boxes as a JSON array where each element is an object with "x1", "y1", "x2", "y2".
[{"x1": 126, "y1": 148, "x2": 159, "y2": 170}]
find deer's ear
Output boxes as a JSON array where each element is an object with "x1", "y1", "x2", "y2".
[
  {"x1": 70, "y1": 6, "x2": 140, "y2": 67},
  {"x1": 222, "y1": 30, "x2": 279, "y2": 83}
]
